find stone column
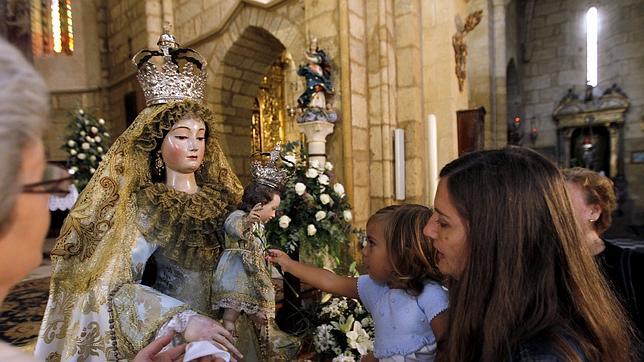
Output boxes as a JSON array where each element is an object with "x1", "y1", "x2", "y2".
[{"x1": 299, "y1": 121, "x2": 335, "y2": 164}]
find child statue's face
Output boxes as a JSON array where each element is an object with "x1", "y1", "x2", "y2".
[
  {"x1": 161, "y1": 117, "x2": 206, "y2": 174},
  {"x1": 257, "y1": 193, "x2": 281, "y2": 223}
]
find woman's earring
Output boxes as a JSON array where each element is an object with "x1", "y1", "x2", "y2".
[
  {"x1": 155, "y1": 151, "x2": 165, "y2": 175},
  {"x1": 588, "y1": 219, "x2": 595, "y2": 223}
]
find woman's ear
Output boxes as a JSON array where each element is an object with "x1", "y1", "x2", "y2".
[{"x1": 589, "y1": 203, "x2": 602, "y2": 222}]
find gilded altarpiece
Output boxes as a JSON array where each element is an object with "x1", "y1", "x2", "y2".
[{"x1": 251, "y1": 61, "x2": 287, "y2": 153}]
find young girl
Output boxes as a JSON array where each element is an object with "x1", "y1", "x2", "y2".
[{"x1": 268, "y1": 204, "x2": 448, "y2": 361}]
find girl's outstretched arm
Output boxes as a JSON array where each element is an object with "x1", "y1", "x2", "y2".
[{"x1": 267, "y1": 249, "x2": 358, "y2": 299}]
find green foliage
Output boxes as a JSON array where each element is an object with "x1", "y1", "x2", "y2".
[
  {"x1": 265, "y1": 141, "x2": 357, "y2": 269},
  {"x1": 62, "y1": 109, "x2": 111, "y2": 191}
]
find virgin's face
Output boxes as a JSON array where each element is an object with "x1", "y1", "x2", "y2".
[
  {"x1": 161, "y1": 117, "x2": 206, "y2": 174},
  {"x1": 0, "y1": 140, "x2": 49, "y2": 292},
  {"x1": 258, "y1": 194, "x2": 280, "y2": 223},
  {"x1": 424, "y1": 178, "x2": 469, "y2": 279}
]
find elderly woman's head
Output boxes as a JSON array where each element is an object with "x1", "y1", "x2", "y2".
[
  {"x1": 426, "y1": 147, "x2": 633, "y2": 361},
  {"x1": 0, "y1": 38, "x2": 50, "y2": 295},
  {"x1": 563, "y1": 167, "x2": 616, "y2": 237}
]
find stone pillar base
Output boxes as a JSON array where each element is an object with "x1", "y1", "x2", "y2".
[{"x1": 299, "y1": 121, "x2": 335, "y2": 165}]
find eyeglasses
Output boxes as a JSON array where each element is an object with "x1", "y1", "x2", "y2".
[{"x1": 22, "y1": 163, "x2": 74, "y2": 197}]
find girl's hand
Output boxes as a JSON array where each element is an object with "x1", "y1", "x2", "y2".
[
  {"x1": 184, "y1": 315, "x2": 243, "y2": 360},
  {"x1": 265, "y1": 249, "x2": 293, "y2": 272}
]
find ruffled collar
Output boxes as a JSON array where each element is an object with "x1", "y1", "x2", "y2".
[{"x1": 135, "y1": 182, "x2": 235, "y2": 270}]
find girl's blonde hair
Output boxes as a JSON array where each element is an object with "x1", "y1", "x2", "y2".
[{"x1": 367, "y1": 204, "x2": 442, "y2": 295}]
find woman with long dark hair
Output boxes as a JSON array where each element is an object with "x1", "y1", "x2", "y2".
[{"x1": 425, "y1": 147, "x2": 637, "y2": 361}]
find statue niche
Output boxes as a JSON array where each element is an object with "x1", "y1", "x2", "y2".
[{"x1": 553, "y1": 84, "x2": 629, "y2": 178}]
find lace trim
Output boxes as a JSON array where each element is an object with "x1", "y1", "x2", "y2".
[
  {"x1": 213, "y1": 297, "x2": 275, "y2": 318},
  {"x1": 136, "y1": 182, "x2": 236, "y2": 270}
]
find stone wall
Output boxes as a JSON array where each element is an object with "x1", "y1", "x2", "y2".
[{"x1": 518, "y1": 0, "x2": 644, "y2": 225}]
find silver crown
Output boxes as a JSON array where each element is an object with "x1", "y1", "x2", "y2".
[
  {"x1": 132, "y1": 25, "x2": 207, "y2": 107},
  {"x1": 250, "y1": 145, "x2": 293, "y2": 190}
]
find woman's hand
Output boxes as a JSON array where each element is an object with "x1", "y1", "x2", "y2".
[
  {"x1": 184, "y1": 315, "x2": 243, "y2": 360},
  {"x1": 265, "y1": 249, "x2": 293, "y2": 273},
  {"x1": 133, "y1": 333, "x2": 186, "y2": 362}
]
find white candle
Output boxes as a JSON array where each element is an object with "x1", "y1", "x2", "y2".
[{"x1": 427, "y1": 114, "x2": 438, "y2": 203}]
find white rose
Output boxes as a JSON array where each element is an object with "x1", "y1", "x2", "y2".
[
  {"x1": 79, "y1": 109, "x2": 84, "y2": 115},
  {"x1": 343, "y1": 210, "x2": 353, "y2": 222},
  {"x1": 68, "y1": 168, "x2": 76, "y2": 175},
  {"x1": 77, "y1": 153, "x2": 86, "y2": 160},
  {"x1": 318, "y1": 174, "x2": 330, "y2": 185},
  {"x1": 94, "y1": 136, "x2": 102, "y2": 143},
  {"x1": 307, "y1": 224, "x2": 317, "y2": 236},
  {"x1": 294, "y1": 182, "x2": 306, "y2": 195},
  {"x1": 320, "y1": 193, "x2": 331, "y2": 205},
  {"x1": 90, "y1": 167, "x2": 96, "y2": 174},
  {"x1": 81, "y1": 142, "x2": 90, "y2": 150},
  {"x1": 309, "y1": 160, "x2": 320, "y2": 169},
  {"x1": 325, "y1": 161, "x2": 333, "y2": 171},
  {"x1": 103, "y1": 132, "x2": 110, "y2": 137},
  {"x1": 333, "y1": 183, "x2": 345, "y2": 197},
  {"x1": 69, "y1": 149, "x2": 77, "y2": 156},
  {"x1": 315, "y1": 211, "x2": 326, "y2": 221},
  {"x1": 80, "y1": 131, "x2": 87, "y2": 137},
  {"x1": 67, "y1": 140, "x2": 76, "y2": 147},
  {"x1": 279, "y1": 215, "x2": 291, "y2": 229},
  {"x1": 98, "y1": 118, "x2": 105, "y2": 125},
  {"x1": 89, "y1": 155, "x2": 97, "y2": 162},
  {"x1": 71, "y1": 166, "x2": 79, "y2": 172},
  {"x1": 90, "y1": 126, "x2": 98, "y2": 134},
  {"x1": 305, "y1": 168, "x2": 319, "y2": 178},
  {"x1": 97, "y1": 147, "x2": 104, "y2": 153}
]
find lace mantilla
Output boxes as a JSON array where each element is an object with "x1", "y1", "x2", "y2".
[{"x1": 136, "y1": 183, "x2": 235, "y2": 270}]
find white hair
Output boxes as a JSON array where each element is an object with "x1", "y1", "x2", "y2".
[{"x1": 0, "y1": 37, "x2": 49, "y2": 232}]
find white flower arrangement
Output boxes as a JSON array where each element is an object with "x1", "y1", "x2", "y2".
[
  {"x1": 265, "y1": 142, "x2": 357, "y2": 269},
  {"x1": 63, "y1": 109, "x2": 111, "y2": 191},
  {"x1": 312, "y1": 296, "x2": 375, "y2": 360}
]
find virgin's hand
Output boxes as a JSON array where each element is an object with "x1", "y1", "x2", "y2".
[
  {"x1": 265, "y1": 249, "x2": 292, "y2": 271},
  {"x1": 184, "y1": 315, "x2": 243, "y2": 360},
  {"x1": 133, "y1": 333, "x2": 186, "y2": 362}
]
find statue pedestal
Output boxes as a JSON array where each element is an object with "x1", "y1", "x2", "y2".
[{"x1": 299, "y1": 121, "x2": 335, "y2": 164}]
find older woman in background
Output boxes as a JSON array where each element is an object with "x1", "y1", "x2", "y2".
[
  {"x1": 564, "y1": 167, "x2": 643, "y2": 343},
  {"x1": 0, "y1": 37, "x2": 193, "y2": 362}
]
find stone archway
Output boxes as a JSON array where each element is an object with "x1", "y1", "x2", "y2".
[
  {"x1": 216, "y1": 26, "x2": 286, "y2": 183},
  {"x1": 203, "y1": 6, "x2": 306, "y2": 184}
]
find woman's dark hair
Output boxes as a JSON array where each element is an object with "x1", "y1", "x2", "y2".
[
  {"x1": 437, "y1": 147, "x2": 635, "y2": 362},
  {"x1": 239, "y1": 182, "x2": 280, "y2": 212}
]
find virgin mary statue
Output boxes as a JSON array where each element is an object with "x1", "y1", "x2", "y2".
[{"x1": 35, "y1": 29, "x2": 243, "y2": 361}]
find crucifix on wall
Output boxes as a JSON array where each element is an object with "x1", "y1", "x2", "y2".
[{"x1": 453, "y1": 10, "x2": 483, "y2": 92}]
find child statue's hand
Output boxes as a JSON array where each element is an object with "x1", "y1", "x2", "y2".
[{"x1": 247, "y1": 203, "x2": 263, "y2": 224}]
